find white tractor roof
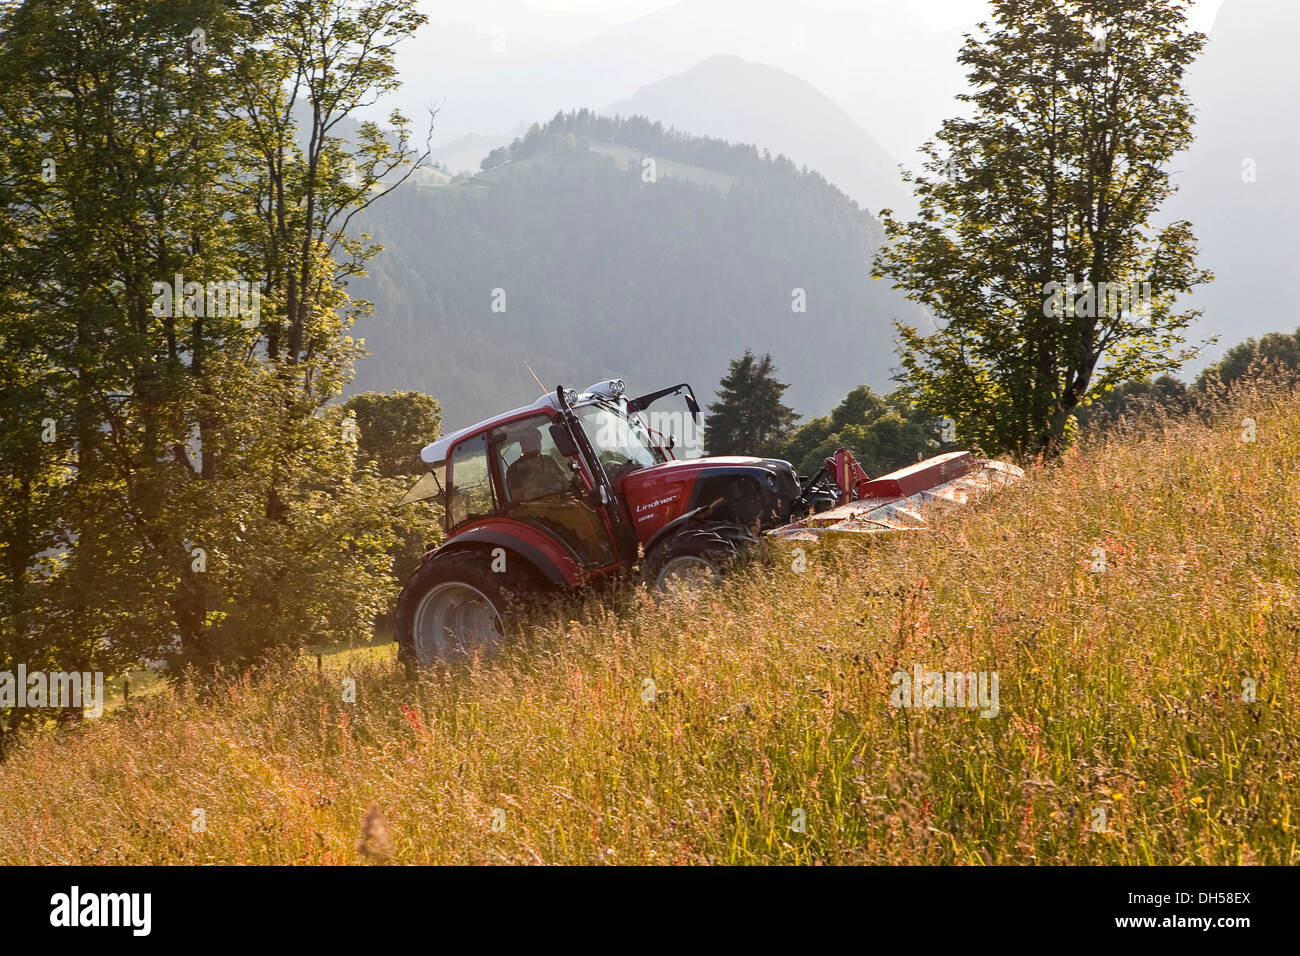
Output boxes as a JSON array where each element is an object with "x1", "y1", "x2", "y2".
[
  {"x1": 418, "y1": 380, "x2": 626, "y2": 465},
  {"x1": 420, "y1": 392, "x2": 561, "y2": 464}
]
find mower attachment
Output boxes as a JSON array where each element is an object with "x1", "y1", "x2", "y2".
[{"x1": 770, "y1": 451, "x2": 1024, "y2": 541}]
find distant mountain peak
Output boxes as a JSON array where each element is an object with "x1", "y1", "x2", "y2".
[{"x1": 603, "y1": 54, "x2": 908, "y2": 215}]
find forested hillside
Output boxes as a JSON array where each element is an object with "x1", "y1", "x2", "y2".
[{"x1": 349, "y1": 112, "x2": 925, "y2": 428}]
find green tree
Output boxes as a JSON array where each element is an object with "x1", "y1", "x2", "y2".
[
  {"x1": 0, "y1": 0, "x2": 430, "y2": 721},
  {"x1": 779, "y1": 385, "x2": 940, "y2": 477},
  {"x1": 342, "y1": 390, "x2": 441, "y2": 478},
  {"x1": 1074, "y1": 373, "x2": 1189, "y2": 428},
  {"x1": 0, "y1": 0, "x2": 253, "y2": 730},
  {"x1": 480, "y1": 146, "x2": 509, "y2": 171},
  {"x1": 829, "y1": 385, "x2": 889, "y2": 432},
  {"x1": 875, "y1": 0, "x2": 1211, "y2": 458},
  {"x1": 1194, "y1": 328, "x2": 1300, "y2": 391},
  {"x1": 342, "y1": 390, "x2": 443, "y2": 601},
  {"x1": 164, "y1": 0, "x2": 430, "y2": 668},
  {"x1": 781, "y1": 416, "x2": 835, "y2": 475},
  {"x1": 704, "y1": 350, "x2": 797, "y2": 457}
]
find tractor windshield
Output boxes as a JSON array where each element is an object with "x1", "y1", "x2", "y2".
[{"x1": 575, "y1": 400, "x2": 663, "y2": 482}]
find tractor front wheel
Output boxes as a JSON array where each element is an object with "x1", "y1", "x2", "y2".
[{"x1": 644, "y1": 524, "x2": 753, "y2": 593}]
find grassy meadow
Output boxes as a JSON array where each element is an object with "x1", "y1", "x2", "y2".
[{"x1": 1, "y1": 380, "x2": 1297, "y2": 865}]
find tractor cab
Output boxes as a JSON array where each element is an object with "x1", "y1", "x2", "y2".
[
  {"x1": 393, "y1": 378, "x2": 811, "y2": 664},
  {"x1": 399, "y1": 380, "x2": 675, "y2": 573}
]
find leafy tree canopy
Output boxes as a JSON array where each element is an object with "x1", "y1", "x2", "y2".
[
  {"x1": 875, "y1": 0, "x2": 1210, "y2": 458},
  {"x1": 343, "y1": 390, "x2": 442, "y2": 479}
]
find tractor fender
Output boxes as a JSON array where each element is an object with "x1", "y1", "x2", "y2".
[
  {"x1": 434, "y1": 525, "x2": 577, "y2": 588},
  {"x1": 642, "y1": 501, "x2": 735, "y2": 555}
]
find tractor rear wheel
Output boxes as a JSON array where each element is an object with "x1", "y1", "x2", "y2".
[
  {"x1": 395, "y1": 550, "x2": 536, "y2": 667},
  {"x1": 644, "y1": 524, "x2": 754, "y2": 593}
]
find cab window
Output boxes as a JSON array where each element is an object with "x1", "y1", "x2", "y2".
[
  {"x1": 497, "y1": 415, "x2": 572, "y2": 502},
  {"x1": 447, "y1": 433, "x2": 498, "y2": 528},
  {"x1": 575, "y1": 401, "x2": 661, "y2": 483},
  {"x1": 492, "y1": 414, "x2": 614, "y2": 569}
]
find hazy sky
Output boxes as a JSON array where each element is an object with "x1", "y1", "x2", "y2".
[
  {"x1": 506, "y1": 0, "x2": 1226, "y2": 38},
  {"x1": 406, "y1": 1, "x2": 1231, "y2": 153}
]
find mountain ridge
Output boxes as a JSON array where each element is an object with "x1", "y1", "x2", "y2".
[
  {"x1": 348, "y1": 111, "x2": 922, "y2": 429},
  {"x1": 604, "y1": 54, "x2": 909, "y2": 215}
]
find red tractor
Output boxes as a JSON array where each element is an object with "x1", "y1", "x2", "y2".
[
  {"x1": 393, "y1": 378, "x2": 839, "y2": 665},
  {"x1": 392, "y1": 377, "x2": 1023, "y2": 666}
]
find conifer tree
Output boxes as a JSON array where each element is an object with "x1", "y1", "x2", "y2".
[{"x1": 704, "y1": 350, "x2": 798, "y2": 457}]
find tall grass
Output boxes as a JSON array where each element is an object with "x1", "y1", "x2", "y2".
[{"x1": 2, "y1": 380, "x2": 1297, "y2": 864}]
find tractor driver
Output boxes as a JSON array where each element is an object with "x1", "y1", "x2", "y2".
[
  {"x1": 501, "y1": 420, "x2": 615, "y2": 568},
  {"x1": 506, "y1": 427, "x2": 570, "y2": 501}
]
